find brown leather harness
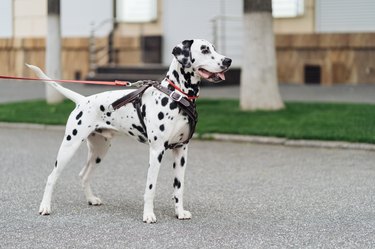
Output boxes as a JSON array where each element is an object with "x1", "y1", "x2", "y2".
[{"x1": 110, "y1": 80, "x2": 198, "y2": 149}]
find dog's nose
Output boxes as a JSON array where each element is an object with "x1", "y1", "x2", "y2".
[{"x1": 222, "y1": 58, "x2": 232, "y2": 67}]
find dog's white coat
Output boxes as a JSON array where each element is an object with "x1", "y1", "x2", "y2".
[{"x1": 28, "y1": 39, "x2": 231, "y2": 223}]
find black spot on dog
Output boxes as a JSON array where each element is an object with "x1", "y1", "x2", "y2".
[
  {"x1": 154, "y1": 136, "x2": 157, "y2": 141},
  {"x1": 174, "y1": 197, "x2": 179, "y2": 203},
  {"x1": 78, "y1": 120, "x2": 82, "y2": 125},
  {"x1": 138, "y1": 136, "x2": 147, "y2": 143},
  {"x1": 106, "y1": 112, "x2": 111, "y2": 117},
  {"x1": 173, "y1": 178, "x2": 181, "y2": 189},
  {"x1": 159, "y1": 124, "x2": 165, "y2": 132},
  {"x1": 158, "y1": 152, "x2": 164, "y2": 163},
  {"x1": 76, "y1": 111, "x2": 83, "y2": 120},
  {"x1": 158, "y1": 112, "x2": 164, "y2": 120},
  {"x1": 129, "y1": 131, "x2": 134, "y2": 136},
  {"x1": 141, "y1": 105, "x2": 146, "y2": 119},
  {"x1": 164, "y1": 141, "x2": 169, "y2": 148},
  {"x1": 181, "y1": 157, "x2": 185, "y2": 167},
  {"x1": 161, "y1": 97, "x2": 169, "y2": 106},
  {"x1": 172, "y1": 46, "x2": 182, "y2": 56},
  {"x1": 201, "y1": 45, "x2": 210, "y2": 54},
  {"x1": 132, "y1": 124, "x2": 146, "y2": 137},
  {"x1": 67, "y1": 135, "x2": 71, "y2": 141},
  {"x1": 173, "y1": 162, "x2": 176, "y2": 169},
  {"x1": 173, "y1": 70, "x2": 180, "y2": 83},
  {"x1": 55, "y1": 161, "x2": 57, "y2": 168},
  {"x1": 100, "y1": 105, "x2": 105, "y2": 112},
  {"x1": 170, "y1": 101, "x2": 178, "y2": 110},
  {"x1": 72, "y1": 129, "x2": 78, "y2": 136},
  {"x1": 106, "y1": 121, "x2": 111, "y2": 125},
  {"x1": 96, "y1": 157, "x2": 101, "y2": 164},
  {"x1": 149, "y1": 184, "x2": 153, "y2": 190}
]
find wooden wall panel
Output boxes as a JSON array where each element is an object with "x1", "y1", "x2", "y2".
[
  {"x1": 275, "y1": 33, "x2": 375, "y2": 85},
  {"x1": 0, "y1": 34, "x2": 374, "y2": 84}
]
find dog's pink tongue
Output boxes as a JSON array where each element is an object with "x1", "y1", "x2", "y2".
[
  {"x1": 218, "y1": 72, "x2": 226, "y2": 80},
  {"x1": 198, "y1": 70, "x2": 212, "y2": 79}
]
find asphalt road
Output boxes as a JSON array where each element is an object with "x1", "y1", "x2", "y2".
[{"x1": 1, "y1": 127, "x2": 375, "y2": 248}]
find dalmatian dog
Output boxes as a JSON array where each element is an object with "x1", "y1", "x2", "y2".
[{"x1": 27, "y1": 39, "x2": 231, "y2": 223}]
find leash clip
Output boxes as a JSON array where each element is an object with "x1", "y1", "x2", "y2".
[
  {"x1": 169, "y1": 91, "x2": 183, "y2": 102},
  {"x1": 114, "y1": 80, "x2": 129, "y2": 86}
]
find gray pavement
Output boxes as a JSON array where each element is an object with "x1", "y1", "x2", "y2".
[
  {"x1": 2, "y1": 79, "x2": 375, "y2": 103},
  {"x1": 1, "y1": 127, "x2": 375, "y2": 248}
]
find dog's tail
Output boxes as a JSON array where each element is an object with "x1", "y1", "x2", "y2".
[{"x1": 26, "y1": 64, "x2": 84, "y2": 104}]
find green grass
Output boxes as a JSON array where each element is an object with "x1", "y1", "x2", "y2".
[
  {"x1": 1, "y1": 99, "x2": 375, "y2": 144},
  {"x1": 0, "y1": 100, "x2": 75, "y2": 125}
]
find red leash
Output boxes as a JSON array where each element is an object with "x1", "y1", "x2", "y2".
[
  {"x1": 166, "y1": 78, "x2": 198, "y2": 100},
  {"x1": 0, "y1": 74, "x2": 199, "y2": 99},
  {"x1": 0, "y1": 75, "x2": 130, "y2": 86}
]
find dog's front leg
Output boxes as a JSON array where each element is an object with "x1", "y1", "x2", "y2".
[
  {"x1": 143, "y1": 147, "x2": 165, "y2": 223},
  {"x1": 172, "y1": 145, "x2": 192, "y2": 220}
]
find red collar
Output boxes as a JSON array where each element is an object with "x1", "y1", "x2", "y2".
[{"x1": 166, "y1": 78, "x2": 199, "y2": 100}]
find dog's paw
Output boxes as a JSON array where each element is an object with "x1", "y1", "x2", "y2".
[
  {"x1": 177, "y1": 210, "x2": 192, "y2": 220},
  {"x1": 143, "y1": 213, "x2": 157, "y2": 224},
  {"x1": 88, "y1": 197, "x2": 102, "y2": 206},
  {"x1": 39, "y1": 203, "x2": 51, "y2": 215}
]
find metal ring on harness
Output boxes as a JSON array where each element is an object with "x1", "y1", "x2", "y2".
[{"x1": 169, "y1": 91, "x2": 183, "y2": 102}]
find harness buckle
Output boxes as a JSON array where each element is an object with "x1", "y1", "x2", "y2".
[{"x1": 169, "y1": 91, "x2": 183, "y2": 102}]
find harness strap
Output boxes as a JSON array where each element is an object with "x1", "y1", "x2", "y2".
[
  {"x1": 111, "y1": 83, "x2": 153, "y2": 110},
  {"x1": 110, "y1": 81, "x2": 198, "y2": 149}
]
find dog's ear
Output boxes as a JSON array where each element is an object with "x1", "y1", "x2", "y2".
[{"x1": 172, "y1": 40, "x2": 194, "y2": 68}]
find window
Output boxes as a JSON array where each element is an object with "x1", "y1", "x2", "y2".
[
  {"x1": 116, "y1": 0, "x2": 157, "y2": 23},
  {"x1": 272, "y1": 0, "x2": 304, "y2": 18}
]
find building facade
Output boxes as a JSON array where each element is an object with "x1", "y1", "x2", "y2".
[{"x1": 0, "y1": 0, "x2": 374, "y2": 84}]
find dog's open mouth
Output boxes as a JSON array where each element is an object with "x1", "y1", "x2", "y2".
[{"x1": 197, "y1": 68, "x2": 226, "y2": 82}]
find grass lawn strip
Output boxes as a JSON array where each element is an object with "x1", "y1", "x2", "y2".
[{"x1": 0, "y1": 99, "x2": 374, "y2": 144}]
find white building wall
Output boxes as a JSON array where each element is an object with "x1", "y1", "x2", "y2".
[
  {"x1": 61, "y1": 0, "x2": 113, "y2": 37},
  {"x1": 0, "y1": 0, "x2": 13, "y2": 37},
  {"x1": 6, "y1": 0, "x2": 112, "y2": 38},
  {"x1": 316, "y1": 0, "x2": 375, "y2": 32},
  {"x1": 162, "y1": 0, "x2": 243, "y2": 66},
  {"x1": 13, "y1": 0, "x2": 47, "y2": 37}
]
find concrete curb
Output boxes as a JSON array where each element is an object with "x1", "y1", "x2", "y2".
[
  {"x1": 2, "y1": 122, "x2": 375, "y2": 151},
  {"x1": 199, "y1": 133, "x2": 375, "y2": 151}
]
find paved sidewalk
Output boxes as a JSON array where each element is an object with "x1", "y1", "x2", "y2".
[
  {"x1": 2, "y1": 79, "x2": 375, "y2": 103},
  {"x1": 1, "y1": 127, "x2": 375, "y2": 248}
]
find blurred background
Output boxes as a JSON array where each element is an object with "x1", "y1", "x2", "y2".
[{"x1": 0, "y1": 0, "x2": 374, "y2": 86}]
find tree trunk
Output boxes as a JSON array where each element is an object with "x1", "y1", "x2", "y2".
[
  {"x1": 46, "y1": 0, "x2": 64, "y2": 104},
  {"x1": 240, "y1": 0, "x2": 284, "y2": 111}
]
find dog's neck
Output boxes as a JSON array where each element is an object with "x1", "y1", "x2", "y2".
[{"x1": 163, "y1": 58, "x2": 201, "y2": 98}]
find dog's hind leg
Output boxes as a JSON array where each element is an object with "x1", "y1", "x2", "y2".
[
  {"x1": 39, "y1": 114, "x2": 92, "y2": 215},
  {"x1": 39, "y1": 138, "x2": 83, "y2": 215},
  {"x1": 172, "y1": 145, "x2": 192, "y2": 220},
  {"x1": 79, "y1": 133, "x2": 111, "y2": 206}
]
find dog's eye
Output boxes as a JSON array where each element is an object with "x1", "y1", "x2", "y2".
[{"x1": 200, "y1": 45, "x2": 210, "y2": 55}]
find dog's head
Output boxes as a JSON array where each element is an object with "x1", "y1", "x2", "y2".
[{"x1": 172, "y1": 39, "x2": 232, "y2": 82}]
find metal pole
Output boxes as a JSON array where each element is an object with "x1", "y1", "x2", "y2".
[
  {"x1": 220, "y1": 0, "x2": 226, "y2": 54},
  {"x1": 88, "y1": 22, "x2": 96, "y2": 77},
  {"x1": 46, "y1": 0, "x2": 64, "y2": 104}
]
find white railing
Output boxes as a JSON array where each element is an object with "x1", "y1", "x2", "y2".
[
  {"x1": 211, "y1": 15, "x2": 243, "y2": 67},
  {"x1": 88, "y1": 19, "x2": 117, "y2": 77}
]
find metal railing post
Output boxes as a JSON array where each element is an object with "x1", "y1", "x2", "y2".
[{"x1": 88, "y1": 22, "x2": 96, "y2": 77}]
